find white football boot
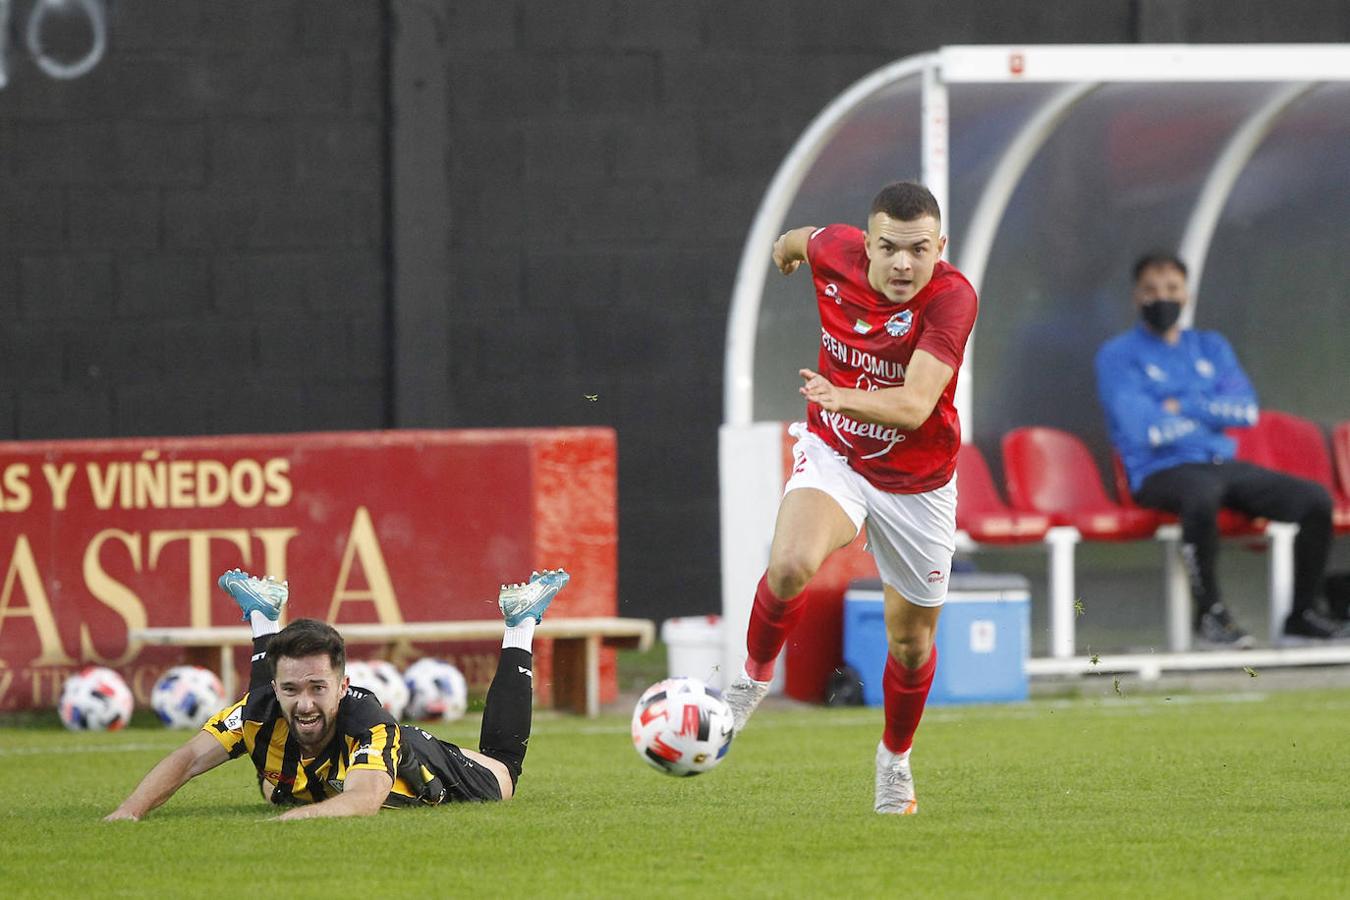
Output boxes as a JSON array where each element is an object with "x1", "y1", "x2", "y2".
[
  {"x1": 722, "y1": 667, "x2": 771, "y2": 734},
  {"x1": 874, "y1": 741, "x2": 918, "y2": 815}
]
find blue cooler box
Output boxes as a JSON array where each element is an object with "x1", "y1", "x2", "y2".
[{"x1": 843, "y1": 574, "x2": 1030, "y2": 706}]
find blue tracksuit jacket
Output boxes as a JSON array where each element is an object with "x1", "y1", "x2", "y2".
[{"x1": 1095, "y1": 324, "x2": 1259, "y2": 493}]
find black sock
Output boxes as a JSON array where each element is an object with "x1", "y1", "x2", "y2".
[
  {"x1": 248, "y1": 634, "x2": 274, "y2": 693},
  {"x1": 478, "y1": 647, "x2": 533, "y2": 787}
]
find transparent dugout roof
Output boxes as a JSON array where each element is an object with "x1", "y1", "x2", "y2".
[{"x1": 737, "y1": 50, "x2": 1350, "y2": 476}]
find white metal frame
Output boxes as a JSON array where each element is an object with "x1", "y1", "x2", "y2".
[
  {"x1": 723, "y1": 54, "x2": 935, "y2": 429},
  {"x1": 721, "y1": 44, "x2": 1350, "y2": 679},
  {"x1": 1177, "y1": 82, "x2": 1314, "y2": 319}
]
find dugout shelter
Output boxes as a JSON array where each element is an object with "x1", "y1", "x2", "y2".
[{"x1": 721, "y1": 44, "x2": 1350, "y2": 684}]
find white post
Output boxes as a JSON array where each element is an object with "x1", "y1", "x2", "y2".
[
  {"x1": 1265, "y1": 522, "x2": 1298, "y2": 642},
  {"x1": 1158, "y1": 526, "x2": 1192, "y2": 652},
  {"x1": 719, "y1": 423, "x2": 786, "y2": 691},
  {"x1": 922, "y1": 60, "x2": 961, "y2": 441},
  {"x1": 921, "y1": 61, "x2": 950, "y2": 241},
  {"x1": 1044, "y1": 526, "x2": 1081, "y2": 658}
]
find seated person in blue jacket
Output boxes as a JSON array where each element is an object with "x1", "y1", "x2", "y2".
[{"x1": 1095, "y1": 252, "x2": 1343, "y2": 647}]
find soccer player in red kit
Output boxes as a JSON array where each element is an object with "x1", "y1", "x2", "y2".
[{"x1": 722, "y1": 181, "x2": 978, "y2": 815}]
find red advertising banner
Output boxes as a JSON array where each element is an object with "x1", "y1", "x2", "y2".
[{"x1": 0, "y1": 428, "x2": 618, "y2": 712}]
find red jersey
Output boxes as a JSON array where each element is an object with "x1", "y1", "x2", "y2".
[{"x1": 804, "y1": 223, "x2": 978, "y2": 493}]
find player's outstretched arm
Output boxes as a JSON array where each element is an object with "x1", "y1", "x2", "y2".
[
  {"x1": 104, "y1": 730, "x2": 230, "y2": 822},
  {"x1": 273, "y1": 768, "x2": 393, "y2": 821},
  {"x1": 772, "y1": 226, "x2": 816, "y2": 275}
]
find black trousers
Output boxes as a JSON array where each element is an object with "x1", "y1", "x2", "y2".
[{"x1": 1135, "y1": 460, "x2": 1333, "y2": 622}]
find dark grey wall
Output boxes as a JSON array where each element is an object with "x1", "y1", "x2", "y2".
[
  {"x1": 430, "y1": 1, "x2": 1138, "y2": 620},
  {"x1": 0, "y1": 1, "x2": 387, "y2": 439},
  {"x1": 3, "y1": 1, "x2": 1349, "y2": 622}
]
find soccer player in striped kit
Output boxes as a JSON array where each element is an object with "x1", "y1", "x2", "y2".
[
  {"x1": 105, "y1": 567, "x2": 568, "y2": 820},
  {"x1": 722, "y1": 182, "x2": 978, "y2": 815}
]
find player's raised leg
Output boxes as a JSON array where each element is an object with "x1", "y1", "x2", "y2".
[
  {"x1": 724, "y1": 488, "x2": 857, "y2": 734},
  {"x1": 472, "y1": 568, "x2": 571, "y2": 799},
  {"x1": 875, "y1": 587, "x2": 940, "y2": 815},
  {"x1": 218, "y1": 568, "x2": 289, "y2": 691}
]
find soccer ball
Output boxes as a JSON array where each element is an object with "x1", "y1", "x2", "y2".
[
  {"x1": 344, "y1": 660, "x2": 376, "y2": 696},
  {"x1": 59, "y1": 666, "x2": 134, "y2": 732},
  {"x1": 367, "y1": 660, "x2": 410, "y2": 719},
  {"x1": 345, "y1": 659, "x2": 410, "y2": 720},
  {"x1": 631, "y1": 677, "x2": 734, "y2": 777},
  {"x1": 150, "y1": 665, "x2": 226, "y2": 729},
  {"x1": 404, "y1": 657, "x2": 468, "y2": 721}
]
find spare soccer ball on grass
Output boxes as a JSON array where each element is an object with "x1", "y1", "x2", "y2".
[
  {"x1": 151, "y1": 665, "x2": 226, "y2": 729},
  {"x1": 344, "y1": 660, "x2": 376, "y2": 696},
  {"x1": 404, "y1": 657, "x2": 468, "y2": 721},
  {"x1": 368, "y1": 660, "x2": 411, "y2": 720},
  {"x1": 59, "y1": 666, "x2": 134, "y2": 732},
  {"x1": 631, "y1": 677, "x2": 734, "y2": 777},
  {"x1": 345, "y1": 659, "x2": 411, "y2": 720}
]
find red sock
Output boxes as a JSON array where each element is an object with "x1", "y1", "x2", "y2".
[
  {"x1": 881, "y1": 645, "x2": 937, "y2": 754},
  {"x1": 744, "y1": 574, "x2": 807, "y2": 682}
]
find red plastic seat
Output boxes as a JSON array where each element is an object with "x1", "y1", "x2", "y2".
[
  {"x1": 955, "y1": 443, "x2": 1051, "y2": 543},
  {"x1": 1334, "y1": 422, "x2": 1350, "y2": 500},
  {"x1": 1001, "y1": 427, "x2": 1159, "y2": 540},
  {"x1": 1110, "y1": 453, "x2": 1179, "y2": 524},
  {"x1": 1239, "y1": 411, "x2": 1350, "y2": 534}
]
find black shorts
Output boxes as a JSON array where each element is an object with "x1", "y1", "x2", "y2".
[{"x1": 403, "y1": 725, "x2": 503, "y2": 803}]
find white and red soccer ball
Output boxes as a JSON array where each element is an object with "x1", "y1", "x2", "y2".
[
  {"x1": 151, "y1": 665, "x2": 226, "y2": 729},
  {"x1": 631, "y1": 677, "x2": 734, "y2": 777},
  {"x1": 59, "y1": 666, "x2": 135, "y2": 732},
  {"x1": 404, "y1": 657, "x2": 468, "y2": 721}
]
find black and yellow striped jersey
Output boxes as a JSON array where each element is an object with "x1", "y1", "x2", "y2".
[{"x1": 202, "y1": 685, "x2": 448, "y2": 807}]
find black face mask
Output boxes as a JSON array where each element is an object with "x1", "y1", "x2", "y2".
[{"x1": 1140, "y1": 298, "x2": 1183, "y2": 333}]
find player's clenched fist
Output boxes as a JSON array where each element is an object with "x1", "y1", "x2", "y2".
[
  {"x1": 799, "y1": 368, "x2": 842, "y2": 411},
  {"x1": 772, "y1": 232, "x2": 803, "y2": 275}
]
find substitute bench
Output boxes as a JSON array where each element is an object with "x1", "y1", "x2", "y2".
[{"x1": 131, "y1": 617, "x2": 654, "y2": 718}]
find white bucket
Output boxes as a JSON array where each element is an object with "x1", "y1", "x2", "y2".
[{"x1": 660, "y1": 615, "x2": 726, "y2": 689}]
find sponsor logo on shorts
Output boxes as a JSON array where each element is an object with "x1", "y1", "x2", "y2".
[
  {"x1": 926, "y1": 569, "x2": 946, "y2": 585},
  {"x1": 518, "y1": 666, "x2": 533, "y2": 678},
  {"x1": 264, "y1": 770, "x2": 296, "y2": 785}
]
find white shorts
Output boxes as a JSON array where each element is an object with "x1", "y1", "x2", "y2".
[{"x1": 784, "y1": 422, "x2": 957, "y2": 606}]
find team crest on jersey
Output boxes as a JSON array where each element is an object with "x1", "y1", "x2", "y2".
[
  {"x1": 1195, "y1": 358, "x2": 1214, "y2": 378},
  {"x1": 825, "y1": 283, "x2": 840, "y2": 304},
  {"x1": 885, "y1": 310, "x2": 912, "y2": 337}
]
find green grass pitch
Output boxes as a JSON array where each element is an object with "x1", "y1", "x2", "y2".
[{"x1": 2, "y1": 687, "x2": 1348, "y2": 898}]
